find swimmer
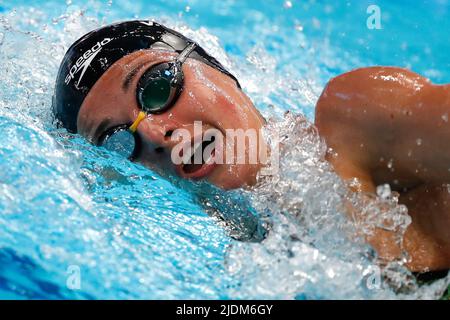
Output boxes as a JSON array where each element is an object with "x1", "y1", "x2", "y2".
[
  {"x1": 53, "y1": 21, "x2": 265, "y2": 190},
  {"x1": 53, "y1": 20, "x2": 450, "y2": 273}
]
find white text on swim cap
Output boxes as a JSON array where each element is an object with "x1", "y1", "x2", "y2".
[{"x1": 65, "y1": 37, "x2": 112, "y2": 87}]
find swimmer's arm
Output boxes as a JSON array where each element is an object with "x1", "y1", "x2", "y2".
[{"x1": 334, "y1": 161, "x2": 450, "y2": 272}]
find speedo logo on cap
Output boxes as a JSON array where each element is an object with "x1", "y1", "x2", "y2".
[{"x1": 65, "y1": 37, "x2": 112, "y2": 87}]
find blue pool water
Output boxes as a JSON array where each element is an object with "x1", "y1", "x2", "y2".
[{"x1": 0, "y1": 0, "x2": 449, "y2": 299}]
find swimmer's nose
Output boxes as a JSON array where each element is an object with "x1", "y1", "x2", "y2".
[
  {"x1": 135, "y1": 115, "x2": 180, "y2": 152},
  {"x1": 132, "y1": 116, "x2": 182, "y2": 175}
]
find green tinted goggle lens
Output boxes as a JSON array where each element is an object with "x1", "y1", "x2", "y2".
[
  {"x1": 140, "y1": 77, "x2": 172, "y2": 113},
  {"x1": 136, "y1": 61, "x2": 183, "y2": 114},
  {"x1": 136, "y1": 43, "x2": 198, "y2": 114}
]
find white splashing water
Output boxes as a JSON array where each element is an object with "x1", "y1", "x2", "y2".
[
  {"x1": 225, "y1": 113, "x2": 449, "y2": 299},
  {"x1": 0, "y1": 3, "x2": 448, "y2": 299}
]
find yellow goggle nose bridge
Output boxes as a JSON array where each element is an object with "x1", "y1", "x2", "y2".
[{"x1": 129, "y1": 111, "x2": 147, "y2": 133}]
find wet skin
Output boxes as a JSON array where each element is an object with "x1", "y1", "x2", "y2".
[
  {"x1": 77, "y1": 49, "x2": 266, "y2": 189},
  {"x1": 316, "y1": 67, "x2": 450, "y2": 272},
  {"x1": 77, "y1": 49, "x2": 449, "y2": 272}
]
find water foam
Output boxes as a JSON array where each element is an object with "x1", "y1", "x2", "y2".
[
  {"x1": 225, "y1": 113, "x2": 449, "y2": 299},
  {"x1": 0, "y1": 2, "x2": 448, "y2": 299}
]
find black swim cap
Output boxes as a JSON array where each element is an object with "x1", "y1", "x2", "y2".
[{"x1": 53, "y1": 20, "x2": 240, "y2": 133}]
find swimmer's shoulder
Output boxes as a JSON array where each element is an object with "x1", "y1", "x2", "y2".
[
  {"x1": 323, "y1": 66, "x2": 426, "y2": 86},
  {"x1": 315, "y1": 66, "x2": 433, "y2": 126}
]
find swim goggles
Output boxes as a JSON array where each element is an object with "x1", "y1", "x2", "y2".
[{"x1": 97, "y1": 42, "x2": 197, "y2": 160}]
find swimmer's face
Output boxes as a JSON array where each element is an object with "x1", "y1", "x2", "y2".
[{"x1": 77, "y1": 50, "x2": 266, "y2": 189}]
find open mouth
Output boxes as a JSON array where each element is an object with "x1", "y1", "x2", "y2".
[{"x1": 175, "y1": 135, "x2": 220, "y2": 180}]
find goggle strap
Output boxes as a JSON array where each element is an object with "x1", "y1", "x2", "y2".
[
  {"x1": 129, "y1": 111, "x2": 147, "y2": 133},
  {"x1": 176, "y1": 42, "x2": 197, "y2": 64}
]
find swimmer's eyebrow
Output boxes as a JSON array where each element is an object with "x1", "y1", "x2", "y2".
[{"x1": 122, "y1": 62, "x2": 147, "y2": 92}]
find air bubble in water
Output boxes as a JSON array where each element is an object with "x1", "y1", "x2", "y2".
[
  {"x1": 377, "y1": 184, "x2": 392, "y2": 200},
  {"x1": 284, "y1": 1, "x2": 293, "y2": 9},
  {"x1": 387, "y1": 158, "x2": 394, "y2": 170},
  {"x1": 295, "y1": 22, "x2": 304, "y2": 32}
]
